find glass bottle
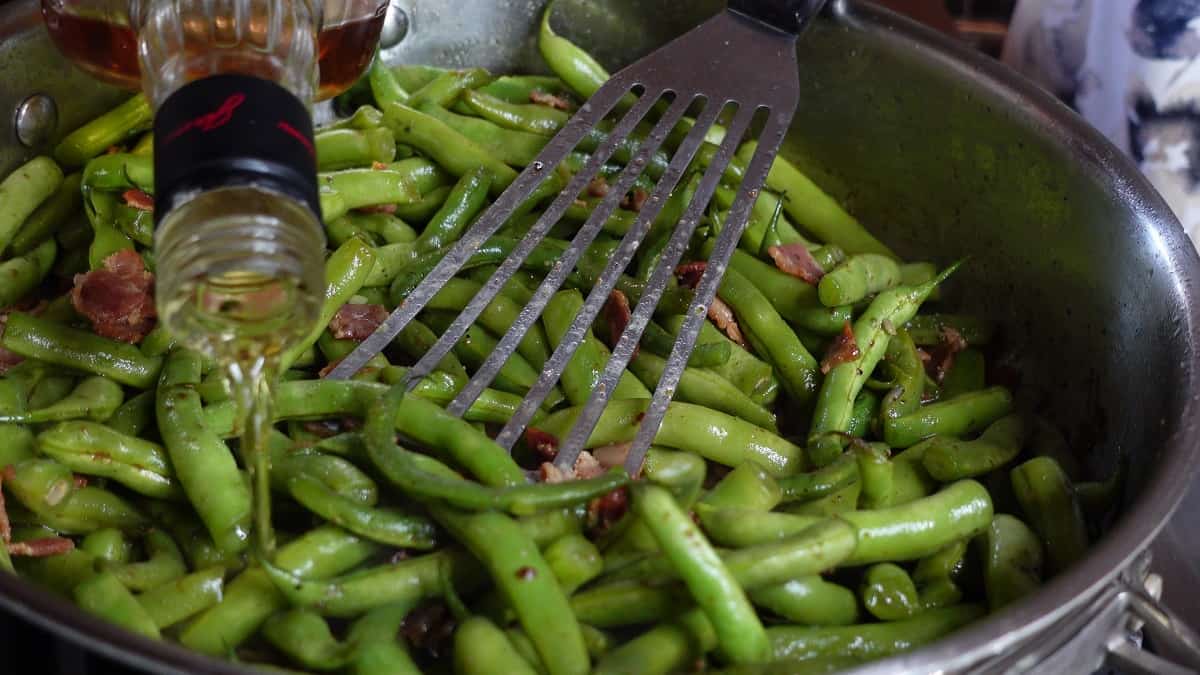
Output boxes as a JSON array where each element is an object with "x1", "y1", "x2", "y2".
[{"x1": 41, "y1": 0, "x2": 389, "y2": 554}]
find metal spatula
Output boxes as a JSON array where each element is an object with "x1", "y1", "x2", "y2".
[{"x1": 326, "y1": 0, "x2": 827, "y2": 477}]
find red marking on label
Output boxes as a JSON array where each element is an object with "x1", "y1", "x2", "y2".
[
  {"x1": 277, "y1": 121, "x2": 315, "y2": 157},
  {"x1": 165, "y1": 93, "x2": 246, "y2": 144}
]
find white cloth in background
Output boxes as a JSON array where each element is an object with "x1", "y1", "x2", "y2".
[{"x1": 1004, "y1": 0, "x2": 1200, "y2": 244}]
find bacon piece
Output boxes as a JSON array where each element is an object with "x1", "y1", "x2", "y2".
[
  {"x1": 574, "y1": 451, "x2": 605, "y2": 480},
  {"x1": 924, "y1": 326, "x2": 968, "y2": 384},
  {"x1": 0, "y1": 473, "x2": 10, "y2": 544},
  {"x1": 355, "y1": 203, "x2": 398, "y2": 215},
  {"x1": 587, "y1": 176, "x2": 610, "y2": 198},
  {"x1": 8, "y1": 537, "x2": 75, "y2": 557},
  {"x1": 620, "y1": 188, "x2": 649, "y2": 212},
  {"x1": 675, "y1": 261, "x2": 707, "y2": 289},
  {"x1": 530, "y1": 90, "x2": 573, "y2": 111},
  {"x1": 122, "y1": 189, "x2": 154, "y2": 212},
  {"x1": 821, "y1": 321, "x2": 862, "y2": 374},
  {"x1": 708, "y1": 297, "x2": 747, "y2": 348},
  {"x1": 0, "y1": 314, "x2": 24, "y2": 375},
  {"x1": 588, "y1": 487, "x2": 629, "y2": 529},
  {"x1": 330, "y1": 303, "x2": 389, "y2": 341},
  {"x1": 767, "y1": 243, "x2": 825, "y2": 285},
  {"x1": 372, "y1": 161, "x2": 389, "y2": 170},
  {"x1": 538, "y1": 462, "x2": 568, "y2": 484},
  {"x1": 592, "y1": 442, "x2": 633, "y2": 470},
  {"x1": 525, "y1": 428, "x2": 559, "y2": 461},
  {"x1": 73, "y1": 475, "x2": 89, "y2": 489},
  {"x1": 603, "y1": 289, "x2": 636, "y2": 358},
  {"x1": 70, "y1": 249, "x2": 156, "y2": 344}
]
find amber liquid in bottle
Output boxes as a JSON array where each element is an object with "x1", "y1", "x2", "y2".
[{"x1": 41, "y1": 3, "x2": 386, "y2": 99}]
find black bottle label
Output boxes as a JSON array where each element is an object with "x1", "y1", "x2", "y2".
[{"x1": 153, "y1": 74, "x2": 320, "y2": 223}]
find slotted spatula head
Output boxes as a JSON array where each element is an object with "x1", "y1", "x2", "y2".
[{"x1": 327, "y1": 0, "x2": 827, "y2": 477}]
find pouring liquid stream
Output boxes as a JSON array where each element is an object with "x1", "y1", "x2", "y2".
[{"x1": 225, "y1": 352, "x2": 278, "y2": 557}]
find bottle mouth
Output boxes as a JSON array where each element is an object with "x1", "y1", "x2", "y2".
[{"x1": 155, "y1": 186, "x2": 325, "y2": 357}]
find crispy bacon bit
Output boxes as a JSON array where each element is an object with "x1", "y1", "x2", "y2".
[
  {"x1": 708, "y1": 297, "x2": 747, "y2": 348},
  {"x1": 588, "y1": 487, "x2": 629, "y2": 529},
  {"x1": 330, "y1": 303, "x2": 389, "y2": 341},
  {"x1": 767, "y1": 243, "x2": 824, "y2": 284},
  {"x1": 122, "y1": 189, "x2": 154, "y2": 212},
  {"x1": 356, "y1": 203, "x2": 398, "y2": 215},
  {"x1": 620, "y1": 188, "x2": 649, "y2": 212},
  {"x1": 675, "y1": 261, "x2": 707, "y2": 289},
  {"x1": 8, "y1": 537, "x2": 74, "y2": 557},
  {"x1": 603, "y1": 290, "x2": 636, "y2": 357},
  {"x1": 821, "y1": 321, "x2": 861, "y2": 374},
  {"x1": 592, "y1": 442, "x2": 633, "y2": 470},
  {"x1": 574, "y1": 451, "x2": 605, "y2": 480},
  {"x1": 515, "y1": 566, "x2": 537, "y2": 581},
  {"x1": 73, "y1": 475, "x2": 89, "y2": 489},
  {"x1": 70, "y1": 250, "x2": 156, "y2": 344},
  {"x1": 525, "y1": 428, "x2": 559, "y2": 461},
  {"x1": 0, "y1": 314, "x2": 24, "y2": 375},
  {"x1": 530, "y1": 90, "x2": 573, "y2": 111},
  {"x1": 318, "y1": 359, "x2": 343, "y2": 379},
  {"x1": 539, "y1": 462, "x2": 568, "y2": 483},
  {"x1": 924, "y1": 326, "x2": 968, "y2": 384},
  {"x1": 587, "y1": 176, "x2": 611, "y2": 198},
  {"x1": 371, "y1": 161, "x2": 389, "y2": 170}
]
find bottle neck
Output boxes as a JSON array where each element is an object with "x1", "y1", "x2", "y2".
[{"x1": 130, "y1": 0, "x2": 321, "y2": 107}]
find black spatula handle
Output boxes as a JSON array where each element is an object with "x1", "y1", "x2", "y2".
[{"x1": 728, "y1": 0, "x2": 829, "y2": 34}]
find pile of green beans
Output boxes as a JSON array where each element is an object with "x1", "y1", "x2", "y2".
[{"x1": 0, "y1": 4, "x2": 1113, "y2": 673}]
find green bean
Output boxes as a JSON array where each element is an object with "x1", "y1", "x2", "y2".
[
  {"x1": 890, "y1": 441, "x2": 939, "y2": 505},
  {"x1": 414, "y1": 166, "x2": 492, "y2": 252},
  {"x1": 878, "y1": 329, "x2": 924, "y2": 422},
  {"x1": 142, "y1": 502, "x2": 241, "y2": 571},
  {"x1": 418, "y1": 102, "x2": 547, "y2": 167},
  {"x1": 74, "y1": 571, "x2": 161, "y2": 639},
  {"x1": 883, "y1": 386, "x2": 1013, "y2": 449},
  {"x1": 424, "y1": 312, "x2": 563, "y2": 407},
  {"x1": 840, "y1": 479, "x2": 993, "y2": 565},
  {"x1": 717, "y1": 267, "x2": 819, "y2": 404},
  {"x1": 4, "y1": 375, "x2": 122, "y2": 424},
  {"x1": 409, "y1": 67, "x2": 492, "y2": 108},
  {"x1": 701, "y1": 462, "x2": 783, "y2": 512},
  {"x1": 81, "y1": 528, "x2": 134, "y2": 563},
  {"x1": 262, "y1": 547, "x2": 481, "y2": 617},
  {"x1": 157, "y1": 351, "x2": 251, "y2": 554},
  {"x1": 367, "y1": 54, "x2": 410, "y2": 108},
  {"x1": 570, "y1": 581, "x2": 685, "y2": 627},
  {"x1": 4, "y1": 458, "x2": 148, "y2": 533},
  {"x1": 1, "y1": 313, "x2": 162, "y2": 389},
  {"x1": 860, "y1": 563, "x2": 922, "y2": 621},
  {"x1": 0, "y1": 236, "x2": 54, "y2": 311},
  {"x1": 630, "y1": 351, "x2": 777, "y2": 431},
  {"x1": 593, "y1": 608, "x2": 717, "y2": 675},
  {"x1": 639, "y1": 319, "x2": 731, "y2": 368},
  {"x1": 425, "y1": 277, "x2": 552, "y2": 369},
  {"x1": 923, "y1": 414, "x2": 1026, "y2": 481},
  {"x1": 643, "y1": 447, "x2": 707, "y2": 506},
  {"x1": 696, "y1": 508, "x2": 822, "y2": 548},
  {"x1": 903, "y1": 313, "x2": 996, "y2": 346},
  {"x1": 1029, "y1": 417, "x2": 1083, "y2": 480},
  {"x1": 9, "y1": 171, "x2": 80, "y2": 256},
  {"x1": 281, "y1": 237, "x2": 376, "y2": 370},
  {"x1": 288, "y1": 473, "x2": 436, "y2": 549},
  {"x1": 818, "y1": 254, "x2": 902, "y2": 307},
  {"x1": 768, "y1": 604, "x2": 985, "y2": 662},
  {"x1": 519, "y1": 505, "x2": 587, "y2": 548},
  {"x1": 56, "y1": 95, "x2": 154, "y2": 167},
  {"x1": 80, "y1": 152, "x2": 153, "y2": 193},
  {"x1": 632, "y1": 483, "x2": 769, "y2": 664},
  {"x1": 347, "y1": 211, "x2": 417, "y2": 244},
  {"x1": 543, "y1": 289, "x2": 650, "y2": 404},
  {"x1": 11, "y1": 546, "x2": 97, "y2": 595},
  {"x1": 846, "y1": 390, "x2": 880, "y2": 439},
  {"x1": 786, "y1": 481, "x2": 862, "y2": 517},
  {"x1": 911, "y1": 539, "x2": 968, "y2": 609},
  {"x1": 1010, "y1": 456, "x2": 1088, "y2": 574},
  {"x1": 544, "y1": 533, "x2": 603, "y2": 594},
  {"x1": 320, "y1": 168, "x2": 420, "y2": 213},
  {"x1": 432, "y1": 505, "x2": 589, "y2": 675},
  {"x1": 979, "y1": 514, "x2": 1044, "y2": 610},
  {"x1": 315, "y1": 126, "x2": 396, "y2": 171},
  {"x1": 479, "y1": 75, "x2": 572, "y2": 103},
  {"x1": 179, "y1": 527, "x2": 381, "y2": 654},
  {"x1": 538, "y1": 3, "x2": 624, "y2": 101},
  {"x1": 808, "y1": 264, "x2": 959, "y2": 465},
  {"x1": 455, "y1": 615, "x2": 541, "y2": 675},
  {"x1": 389, "y1": 318, "x2": 469, "y2": 379},
  {"x1": 382, "y1": 101, "x2": 519, "y2": 193},
  {"x1": 463, "y1": 89, "x2": 569, "y2": 135},
  {"x1": 137, "y1": 566, "x2": 225, "y2": 629},
  {"x1": 750, "y1": 577, "x2": 860, "y2": 626},
  {"x1": 327, "y1": 105, "x2": 385, "y2": 131},
  {"x1": 360, "y1": 242, "x2": 418, "y2": 287},
  {"x1": 37, "y1": 421, "x2": 181, "y2": 500},
  {"x1": 348, "y1": 603, "x2": 423, "y2": 675},
  {"x1": 394, "y1": 184, "x2": 452, "y2": 222},
  {"x1": 854, "y1": 442, "x2": 893, "y2": 510},
  {"x1": 106, "y1": 529, "x2": 187, "y2": 591},
  {"x1": 263, "y1": 609, "x2": 356, "y2": 671},
  {"x1": 737, "y1": 142, "x2": 893, "y2": 258},
  {"x1": 25, "y1": 373, "x2": 76, "y2": 412}
]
